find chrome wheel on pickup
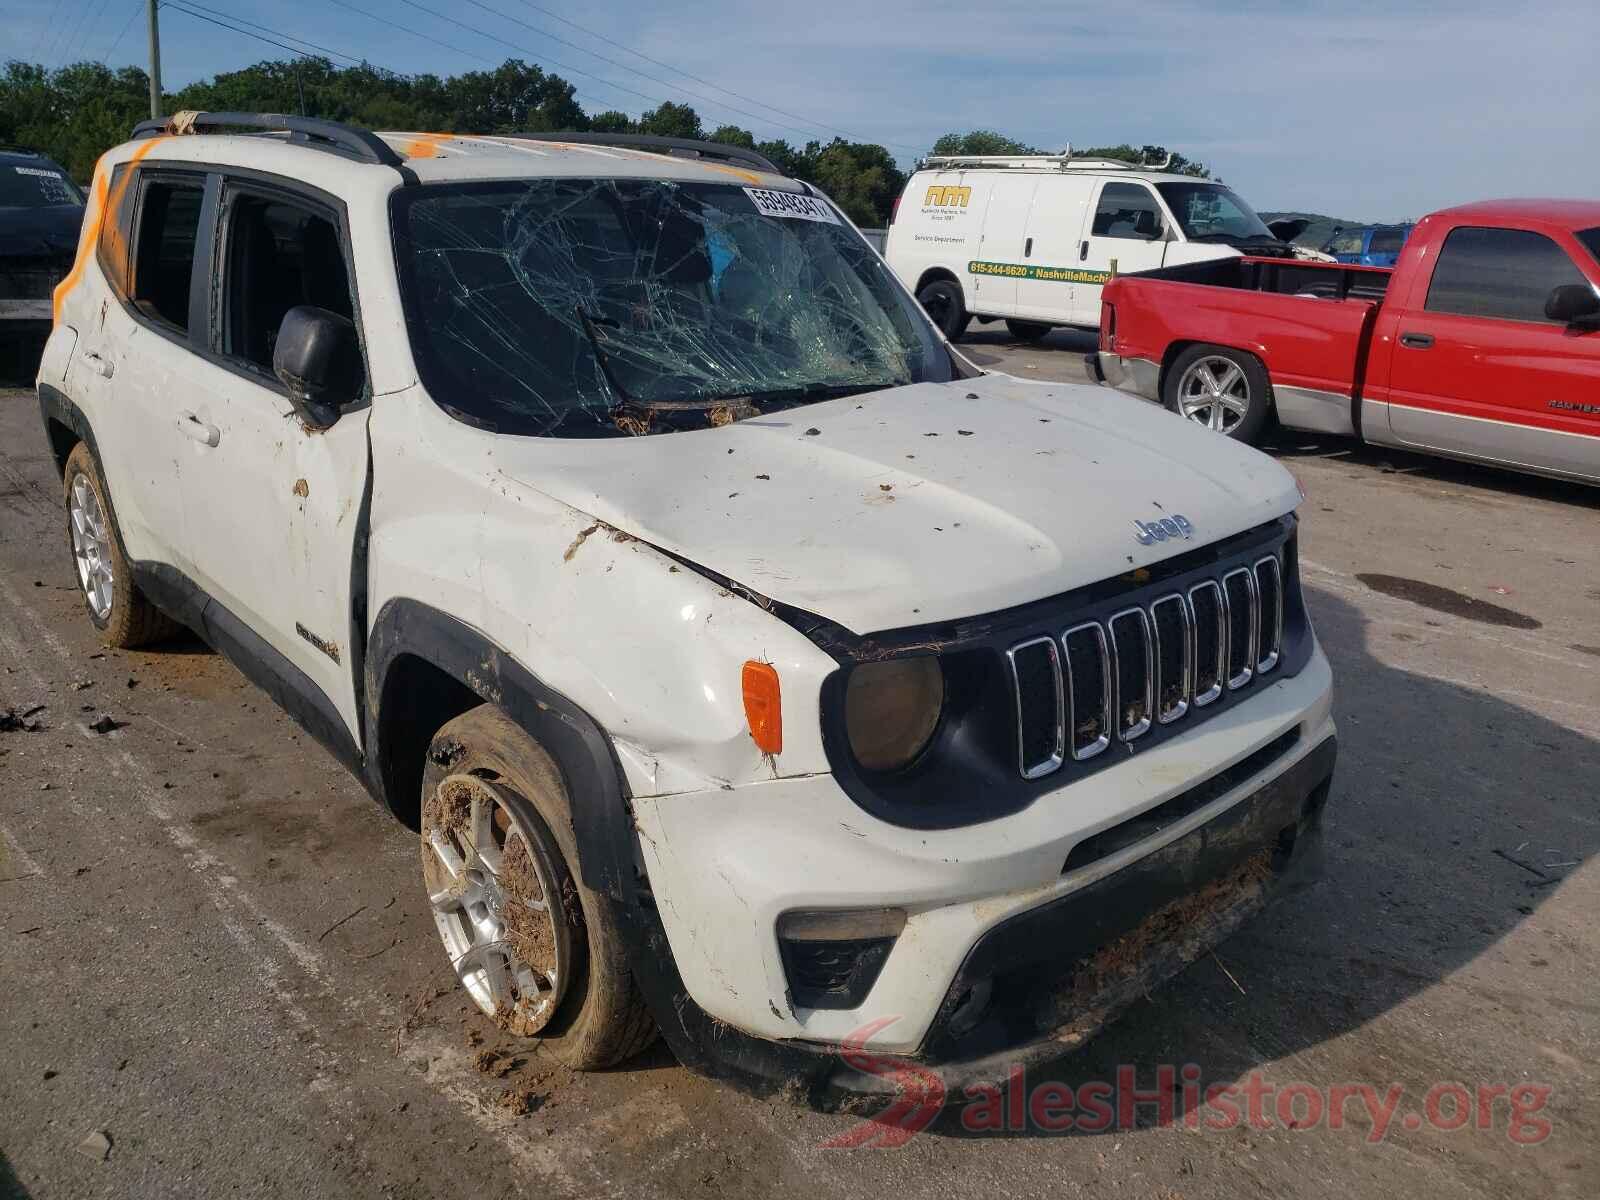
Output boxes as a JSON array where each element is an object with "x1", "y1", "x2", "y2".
[
  {"x1": 422, "y1": 772, "x2": 572, "y2": 1036},
  {"x1": 1163, "y1": 344, "x2": 1273, "y2": 444}
]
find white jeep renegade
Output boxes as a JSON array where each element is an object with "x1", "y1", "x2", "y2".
[{"x1": 37, "y1": 113, "x2": 1336, "y2": 1106}]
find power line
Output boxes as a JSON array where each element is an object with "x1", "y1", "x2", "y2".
[
  {"x1": 31, "y1": 0, "x2": 71, "y2": 64},
  {"x1": 60, "y1": 0, "x2": 119, "y2": 66},
  {"x1": 163, "y1": 3, "x2": 366, "y2": 66},
  {"x1": 323, "y1": 0, "x2": 618, "y2": 115},
  {"x1": 176, "y1": 0, "x2": 368, "y2": 64},
  {"x1": 100, "y1": 0, "x2": 145, "y2": 64},
  {"x1": 48, "y1": 0, "x2": 103, "y2": 65},
  {"x1": 509, "y1": 1, "x2": 894, "y2": 147},
  {"x1": 453, "y1": 0, "x2": 866, "y2": 145}
]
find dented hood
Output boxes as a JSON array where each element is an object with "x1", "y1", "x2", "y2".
[{"x1": 498, "y1": 374, "x2": 1301, "y2": 635}]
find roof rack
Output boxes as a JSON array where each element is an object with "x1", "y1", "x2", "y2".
[
  {"x1": 129, "y1": 112, "x2": 404, "y2": 168},
  {"x1": 509, "y1": 131, "x2": 781, "y2": 175},
  {"x1": 919, "y1": 151, "x2": 1175, "y2": 173}
]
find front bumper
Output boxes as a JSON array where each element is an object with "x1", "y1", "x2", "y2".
[
  {"x1": 630, "y1": 646, "x2": 1336, "y2": 1104},
  {"x1": 1095, "y1": 351, "x2": 1161, "y2": 402}
]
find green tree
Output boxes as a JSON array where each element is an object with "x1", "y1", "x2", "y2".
[
  {"x1": 930, "y1": 130, "x2": 1040, "y2": 156},
  {"x1": 636, "y1": 101, "x2": 701, "y2": 140},
  {"x1": 588, "y1": 110, "x2": 634, "y2": 133}
]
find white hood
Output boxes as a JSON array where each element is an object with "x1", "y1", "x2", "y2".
[{"x1": 496, "y1": 374, "x2": 1301, "y2": 634}]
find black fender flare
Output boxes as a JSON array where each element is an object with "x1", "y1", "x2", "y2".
[{"x1": 363, "y1": 597, "x2": 636, "y2": 901}]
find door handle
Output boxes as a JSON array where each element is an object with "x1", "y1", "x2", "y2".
[
  {"x1": 81, "y1": 351, "x2": 114, "y2": 379},
  {"x1": 177, "y1": 411, "x2": 221, "y2": 448},
  {"x1": 1079, "y1": 240, "x2": 1090, "y2": 261},
  {"x1": 1024, "y1": 236, "x2": 1033, "y2": 257},
  {"x1": 1399, "y1": 331, "x2": 1434, "y2": 349}
]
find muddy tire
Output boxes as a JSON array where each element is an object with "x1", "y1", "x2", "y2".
[
  {"x1": 1005, "y1": 319, "x2": 1052, "y2": 343},
  {"x1": 1162, "y1": 344, "x2": 1273, "y2": 444},
  {"x1": 62, "y1": 442, "x2": 181, "y2": 648},
  {"x1": 916, "y1": 278, "x2": 971, "y2": 341},
  {"x1": 420, "y1": 705, "x2": 657, "y2": 1070}
]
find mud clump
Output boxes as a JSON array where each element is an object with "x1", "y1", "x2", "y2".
[
  {"x1": 496, "y1": 1078, "x2": 548, "y2": 1116},
  {"x1": 1076, "y1": 849, "x2": 1272, "y2": 994},
  {"x1": 423, "y1": 777, "x2": 474, "y2": 838},
  {"x1": 501, "y1": 835, "x2": 557, "y2": 977},
  {"x1": 472, "y1": 1048, "x2": 521, "y2": 1079}
]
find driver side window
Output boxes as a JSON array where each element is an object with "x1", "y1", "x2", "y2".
[
  {"x1": 217, "y1": 186, "x2": 361, "y2": 387},
  {"x1": 1091, "y1": 183, "x2": 1164, "y2": 241}
]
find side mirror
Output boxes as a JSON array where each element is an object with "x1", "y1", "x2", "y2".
[
  {"x1": 273, "y1": 305, "x2": 363, "y2": 428},
  {"x1": 1545, "y1": 284, "x2": 1600, "y2": 328}
]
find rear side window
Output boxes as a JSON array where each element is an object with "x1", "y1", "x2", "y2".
[
  {"x1": 132, "y1": 178, "x2": 205, "y2": 331},
  {"x1": 97, "y1": 164, "x2": 135, "y2": 298},
  {"x1": 1368, "y1": 228, "x2": 1406, "y2": 256},
  {"x1": 1425, "y1": 226, "x2": 1587, "y2": 324},
  {"x1": 1577, "y1": 227, "x2": 1600, "y2": 267},
  {"x1": 1091, "y1": 183, "x2": 1164, "y2": 241}
]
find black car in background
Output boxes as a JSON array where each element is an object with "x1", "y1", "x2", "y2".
[{"x1": 1, "y1": 147, "x2": 85, "y2": 380}]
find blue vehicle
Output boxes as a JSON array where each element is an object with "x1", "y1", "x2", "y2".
[{"x1": 1322, "y1": 223, "x2": 1414, "y2": 267}]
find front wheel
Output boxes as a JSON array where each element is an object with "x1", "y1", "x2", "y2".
[
  {"x1": 1005, "y1": 319, "x2": 1052, "y2": 343},
  {"x1": 1162, "y1": 344, "x2": 1273, "y2": 443},
  {"x1": 916, "y1": 278, "x2": 971, "y2": 342},
  {"x1": 420, "y1": 706, "x2": 657, "y2": 1069}
]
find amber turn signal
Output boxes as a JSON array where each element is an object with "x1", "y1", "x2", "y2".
[{"x1": 742, "y1": 660, "x2": 782, "y2": 755}]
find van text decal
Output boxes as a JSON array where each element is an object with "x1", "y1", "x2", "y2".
[
  {"x1": 924, "y1": 185, "x2": 971, "y2": 208},
  {"x1": 969, "y1": 260, "x2": 1112, "y2": 284}
]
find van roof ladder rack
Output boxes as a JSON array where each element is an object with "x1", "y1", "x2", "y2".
[
  {"x1": 919, "y1": 151, "x2": 1174, "y2": 172},
  {"x1": 129, "y1": 111, "x2": 404, "y2": 168},
  {"x1": 507, "y1": 131, "x2": 781, "y2": 175}
]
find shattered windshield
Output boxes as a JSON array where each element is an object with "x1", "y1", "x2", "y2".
[
  {"x1": 1155, "y1": 183, "x2": 1274, "y2": 242},
  {"x1": 392, "y1": 178, "x2": 952, "y2": 436}
]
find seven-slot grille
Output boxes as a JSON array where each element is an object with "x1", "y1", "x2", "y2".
[{"x1": 1006, "y1": 554, "x2": 1284, "y2": 779}]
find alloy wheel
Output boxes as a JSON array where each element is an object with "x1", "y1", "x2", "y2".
[
  {"x1": 69, "y1": 474, "x2": 114, "y2": 620},
  {"x1": 1177, "y1": 356, "x2": 1251, "y2": 433},
  {"x1": 421, "y1": 774, "x2": 572, "y2": 1036}
]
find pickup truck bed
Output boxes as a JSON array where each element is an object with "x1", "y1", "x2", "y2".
[{"x1": 1095, "y1": 199, "x2": 1600, "y2": 486}]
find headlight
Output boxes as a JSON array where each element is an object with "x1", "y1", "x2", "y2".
[{"x1": 844, "y1": 657, "x2": 944, "y2": 772}]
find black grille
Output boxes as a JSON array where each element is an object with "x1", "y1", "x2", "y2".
[
  {"x1": 1007, "y1": 637, "x2": 1064, "y2": 778},
  {"x1": 1008, "y1": 550, "x2": 1287, "y2": 780},
  {"x1": 779, "y1": 937, "x2": 895, "y2": 1010}
]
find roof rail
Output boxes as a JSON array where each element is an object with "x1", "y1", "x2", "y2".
[
  {"x1": 129, "y1": 111, "x2": 404, "y2": 168},
  {"x1": 919, "y1": 152, "x2": 1175, "y2": 173},
  {"x1": 508, "y1": 131, "x2": 781, "y2": 175}
]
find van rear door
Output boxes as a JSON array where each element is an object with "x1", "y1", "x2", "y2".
[
  {"x1": 1013, "y1": 174, "x2": 1095, "y2": 323},
  {"x1": 1071, "y1": 180, "x2": 1170, "y2": 325},
  {"x1": 966, "y1": 173, "x2": 1038, "y2": 318}
]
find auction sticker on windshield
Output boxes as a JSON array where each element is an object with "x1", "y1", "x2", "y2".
[{"x1": 745, "y1": 187, "x2": 838, "y2": 224}]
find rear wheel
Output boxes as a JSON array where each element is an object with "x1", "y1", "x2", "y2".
[
  {"x1": 1005, "y1": 319, "x2": 1052, "y2": 343},
  {"x1": 62, "y1": 443, "x2": 181, "y2": 648},
  {"x1": 916, "y1": 278, "x2": 971, "y2": 341},
  {"x1": 420, "y1": 705, "x2": 657, "y2": 1069},
  {"x1": 1163, "y1": 344, "x2": 1273, "y2": 443}
]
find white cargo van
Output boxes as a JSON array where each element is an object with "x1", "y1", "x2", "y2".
[{"x1": 884, "y1": 154, "x2": 1294, "y2": 341}]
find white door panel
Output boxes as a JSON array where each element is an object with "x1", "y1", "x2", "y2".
[
  {"x1": 968, "y1": 175, "x2": 1038, "y2": 317},
  {"x1": 1015, "y1": 177, "x2": 1096, "y2": 323},
  {"x1": 177, "y1": 360, "x2": 371, "y2": 739},
  {"x1": 1073, "y1": 181, "x2": 1171, "y2": 325}
]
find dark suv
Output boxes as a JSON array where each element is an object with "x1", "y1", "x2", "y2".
[{"x1": 1, "y1": 146, "x2": 85, "y2": 380}]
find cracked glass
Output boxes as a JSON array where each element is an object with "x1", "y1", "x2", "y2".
[{"x1": 392, "y1": 179, "x2": 953, "y2": 436}]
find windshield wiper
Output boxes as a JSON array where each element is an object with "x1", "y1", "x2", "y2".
[
  {"x1": 709, "y1": 381, "x2": 899, "y2": 408},
  {"x1": 575, "y1": 304, "x2": 639, "y2": 409}
]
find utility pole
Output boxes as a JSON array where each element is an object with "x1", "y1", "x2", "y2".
[{"x1": 147, "y1": 0, "x2": 163, "y2": 120}]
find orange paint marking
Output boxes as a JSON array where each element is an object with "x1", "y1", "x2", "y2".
[
  {"x1": 399, "y1": 132, "x2": 454, "y2": 159},
  {"x1": 53, "y1": 135, "x2": 171, "y2": 325}
]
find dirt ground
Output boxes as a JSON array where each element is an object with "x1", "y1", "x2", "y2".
[{"x1": 2, "y1": 350, "x2": 1596, "y2": 1198}]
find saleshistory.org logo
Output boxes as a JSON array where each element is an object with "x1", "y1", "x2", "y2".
[
  {"x1": 821, "y1": 1019, "x2": 1555, "y2": 1148},
  {"x1": 1133, "y1": 514, "x2": 1195, "y2": 545}
]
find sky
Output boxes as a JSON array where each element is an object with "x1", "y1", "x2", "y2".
[{"x1": 8, "y1": 0, "x2": 1599, "y2": 220}]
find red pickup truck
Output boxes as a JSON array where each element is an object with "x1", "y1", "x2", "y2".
[{"x1": 1093, "y1": 199, "x2": 1600, "y2": 485}]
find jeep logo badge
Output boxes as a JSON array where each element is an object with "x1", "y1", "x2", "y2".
[{"x1": 1133, "y1": 515, "x2": 1195, "y2": 545}]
